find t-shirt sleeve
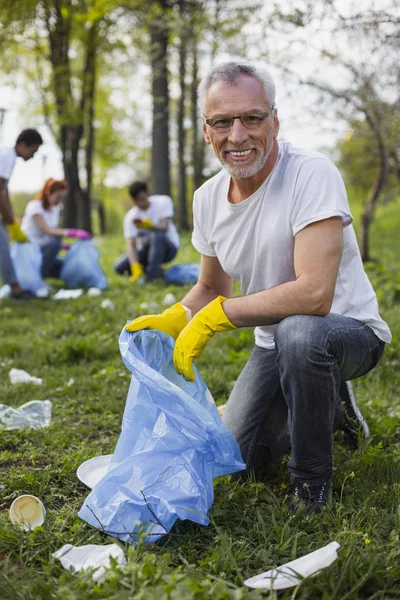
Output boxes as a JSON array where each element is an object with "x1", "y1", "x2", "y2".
[
  {"x1": 291, "y1": 158, "x2": 353, "y2": 236},
  {"x1": 123, "y1": 210, "x2": 138, "y2": 239},
  {"x1": 191, "y1": 190, "x2": 216, "y2": 257},
  {"x1": 0, "y1": 150, "x2": 16, "y2": 181},
  {"x1": 157, "y1": 196, "x2": 174, "y2": 219},
  {"x1": 24, "y1": 200, "x2": 45, "y2": 218}
]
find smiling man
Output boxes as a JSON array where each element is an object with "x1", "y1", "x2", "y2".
[{"x1": 126, "y1": 62, "x2": 391, "y2": 513}]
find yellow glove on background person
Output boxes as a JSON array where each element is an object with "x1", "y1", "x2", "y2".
[
  {"x1": 173, "y1": 296, "x2": 236, "y2": 382},
  {"x1": 134, "y1": 219, "x2": 153, "y2": 229},
  {"x1": 7, "y1": 221, "x2": 28, "y2": 243},
  {"x1": 125, "y1": 302, "x2": 189, "y2": 340},
  {"x1": 130, "y1": 262, "x2": 144, "y2": 282}
]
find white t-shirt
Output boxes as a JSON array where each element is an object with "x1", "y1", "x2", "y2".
[
  {"x1": 192, "y1": 141, "x2": 391, "y2": 349},
  {"x1": 22, "y1": 200, "x2": 61, "y2": 246},
  {"x1": 123, "y1": 194, "x2": 180, "y2": 249},
  {"x1": 0, "y1": 147, "x2": 17, "y2": 182}
]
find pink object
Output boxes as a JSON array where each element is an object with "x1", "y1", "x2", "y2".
[
  {"x1": 61, "y1": 243, "x2": 71, "y2": 251},
  {"x1": 65, "y1": 229, "x2": 92, "y2": 240}
]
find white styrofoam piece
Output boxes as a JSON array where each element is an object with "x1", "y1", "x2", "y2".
[{"x1": 244, "y1": 542, "x2": 340, "y2": 590}]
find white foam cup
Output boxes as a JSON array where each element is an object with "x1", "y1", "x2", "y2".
[{"x1": 10, "y1": 495, "x2": 46, "y2": 530}]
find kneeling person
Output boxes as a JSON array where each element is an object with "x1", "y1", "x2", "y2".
[
  {"x1": 22, "y1": 178, "x2": 91, "y2": 278},
  {"x1": 125, "y1": 61, "x2": 391, "y2": 515},
  {"x1": 114, "y1": 181, "x2": 180, "y2": 283}
]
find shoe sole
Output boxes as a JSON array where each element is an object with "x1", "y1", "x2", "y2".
[{"x1": 340, "y1": 381, "x2": 370, "y2": 447}]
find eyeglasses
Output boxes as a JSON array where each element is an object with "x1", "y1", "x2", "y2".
[{"x1": 203, "y1": 108, "x2": 275, "y2": 131}]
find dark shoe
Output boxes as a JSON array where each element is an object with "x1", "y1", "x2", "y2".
[
  {"x1": 338, "y1": 381, "x2": 370, "y2": 449},
  {"x1": 289, "y1": 479, "x2": 331, "y2": 515},
  {"x1": 11, "y1": 289, "x2": 36, "y2": 300}
]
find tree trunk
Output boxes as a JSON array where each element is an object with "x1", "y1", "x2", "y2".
[
  {"x1": 81, "y1": 21, "x2": 98, "y2": 233},
  {"x1": 61, "y1": 124, "x2": 84, "y2": 228},
  {"x1": 45, "y1": 0, "x2": 84, "y2": 229},
  {"x1": 150, "y1": 1, "x2": 171, "y2": 195},
  {"x1": 360, "y1": 113, "x2": 389, "y2": 261},
  {"x1": 360, "y1": 157, "x2": 388, "y2": 261},
  {"x1": 177, "y1": 0, "x2": 189, "y2": 230},
  {"x1": 191, "y1": 37, "x2": 204, "y2": 191}
]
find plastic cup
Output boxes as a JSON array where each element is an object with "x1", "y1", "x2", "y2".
[{"x1": 10, "y1": 495, "x2": 46, "y2": 530}]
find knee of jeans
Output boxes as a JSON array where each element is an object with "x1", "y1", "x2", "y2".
[{"x1": 275, "y1": 315, "x2": 324, "y2": 361}]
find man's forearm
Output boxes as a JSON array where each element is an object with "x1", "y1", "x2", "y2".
[
  {"x1": 222, "y1": 278, "x2": 331, "y2": 328},
  {"x1": 0, "y1": 188, "x2": 14, "y2": 223},
  {"x1": 181, "y1": 281, "x2": 224, "y2": 316},
  {"x1": 126, "y1": 239, "x2": 138, "y2": 265}
]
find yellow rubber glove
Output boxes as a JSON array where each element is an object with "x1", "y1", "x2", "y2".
[
  {"x1": 173, "y1": 296, "x2": 236, "y2": 382},
  {"x1": 134, "y1": 219, "x2": 153, "y2": 229},
  {"x1": 7, "y1": 221, "x2": 28, "y2": 243},
  {"x1": 125, "y1": 302, "x2": 189, "y2": 339},
  {"x1": 129, "y1": 262, "x2": 144, "y2": 283}
]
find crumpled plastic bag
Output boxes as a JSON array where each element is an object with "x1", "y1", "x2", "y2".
[
  {"x1": 0, "y1": 400, "x2": 51, "y2": 430},
  {"x1": 60, "y1": 240, "x2": 108, "y2": 290},
  {"x1": 10, "y1": 242, "x2": 48, "y2": 295},
  {"x1": 78, "y1": 328, "x2": 245, "y2": 543},
  {"x1": 52, "y1": 543, "x2": 126, "y2": 582},
  {"x1": 9, "y1": 368, "x2": 43, "y2": 385},
  {"x1": 164, "y1": 263, "x2": 200, "y2": 285}
]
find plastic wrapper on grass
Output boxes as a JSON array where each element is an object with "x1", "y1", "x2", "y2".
[
  {"x1": 0, "y1": 400, "x2": 51, "y2": 430},
  {"x1": 78, "y1": 328, "x2": 245, "y2": 543}
]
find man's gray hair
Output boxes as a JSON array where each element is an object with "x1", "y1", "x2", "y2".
[{"x1": 198, "y1": 61, "x2": 276, "y2": 112}]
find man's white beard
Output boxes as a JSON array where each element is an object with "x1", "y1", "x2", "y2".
[{"x1": 220, "y1": 142, "x2": 272, "y2": 178}]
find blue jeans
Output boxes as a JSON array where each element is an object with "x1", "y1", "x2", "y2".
[
  {"x1": 222, "y1": 313, "x2": 385, "y2": 484},
  {"x1": 114, "y1": 232, "x2": 178, "y2": 281},
  {"x1": 0, "y1": 221, "x2": 17, "y2": 286},
  {"x1": 40, "y1": 238, "x2": 63, "y2": 278}
]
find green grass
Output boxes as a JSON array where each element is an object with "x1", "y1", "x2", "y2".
[{"x1": 1, "y1": 220, "x2": 400, "y2": 600}]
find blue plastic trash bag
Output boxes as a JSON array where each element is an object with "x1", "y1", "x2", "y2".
[
  {"x1": 60, "y1": 240, "x2": 108, "y2": 290},
  {"x1": 79, "y1": 328, "x2": 245, "y2": 543},
  {"x1": 164, "y1": 263, "x2": 200, "y2": 285},
  {"x1": 10, "y1": 242, "x2": 47, "y2": 294}
]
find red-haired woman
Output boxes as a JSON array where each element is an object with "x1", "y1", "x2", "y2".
[{"x1": 21, "y1": 178, "x2": 91, "y2": 278}]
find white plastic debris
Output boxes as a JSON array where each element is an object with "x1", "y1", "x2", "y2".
[
  {"x1": 162, "y1": 292, "x2": 177, "y2": 306},
  {"x1": 53, "y1": 543, "x2": 126, "y2": 582},
  {"x1": 77, "y1": 454, "x2": 113, "y2": 489},
  {"x1": 9, "y1": 368, "x2": 43, "y2": 385},
  {"x1": 87, "y1": 287, "x2": 102, "y2": 297},
  {"x1": 53, "y1": 289, "x2": 83, "y2": 300},
  {"x1": 10, "y1": 495, "x2": 46, "y2": 530},
  {"x1": 0, "y1": 284, "x2": 11, "y2": 298},
  {"x1": 244, "y1": 541, "x2": 340, "y2": 590},
  {"x1": 0, "y1": 400, "x2": 52, "y2": 430},
  {"x1": 139, "y1": 301, "x2": 158, "y2": 311},
  {"x1": 36, "y1": 287, "x2": 50, "y2": 298},
  {"x1": 100, "y1": 299, "x2": 115, "y2": 310}
]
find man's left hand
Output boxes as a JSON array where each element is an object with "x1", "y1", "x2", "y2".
[
  {"x1": 173, "y1": 296, "x2": 236, "y2": 381},
  {"x1": 134, "y1": 219, "x2": 153, "y2": 229}
]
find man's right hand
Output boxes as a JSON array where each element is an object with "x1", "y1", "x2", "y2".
[
  {"x1": 125, "y1": 302, "x2": 189, "y2": 339},
  {"x1": 7, "y1": 221, "x2": 28, "y2": 243}
]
